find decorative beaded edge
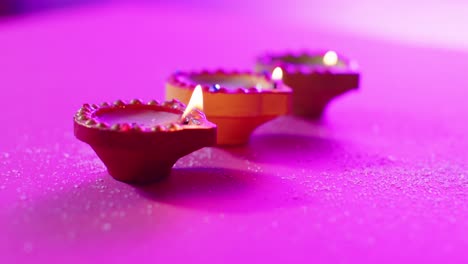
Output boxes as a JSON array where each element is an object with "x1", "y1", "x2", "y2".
[
  {"x1": 256, "y1": 51, "x2": 360, "y2": 75},
  {"x1": 167, "y1": 69, "x2": 291, "y2": 94},
  {"x1": 74, "y1": 99, "x2": 209, "y2": 132}
]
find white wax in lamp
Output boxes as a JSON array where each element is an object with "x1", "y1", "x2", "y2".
[
  {"x1": 282, "y1": 50, "x2": 341, "y2": 67},
  {"x1": 205, "y1": 79, "x2": 257, "y2": 89},
  {"x1": 188, "y1": 76, "x2": 270, "y2": 90},
  {"x1": 97, "y1": 109, "x2": 180, "y2": 128}
]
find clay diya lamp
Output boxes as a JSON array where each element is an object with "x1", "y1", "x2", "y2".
[
  {"x1": 74, "y1": 86, "x2": 217, "y2": 184},
  {"x1": 165, "y1": 70, "x2": 292, "y2": 146},
  {"x1": 255, "y1": 50, "x2": 360, "y2": 118}
]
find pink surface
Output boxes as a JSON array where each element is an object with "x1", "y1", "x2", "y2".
[{"x1": 0, "y1": 3, "x2": 467, "y2": 263}]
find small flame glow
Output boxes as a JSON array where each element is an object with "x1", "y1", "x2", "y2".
[
  {"x1": 182, "y1": 85, "x2": 203, "y2": 118},
  {"x1": 323, "y1": 50, "x2": 338, "y2": 66},
  {"x1": 272, "y1": 67, "x2": 283, "y2": 81}
]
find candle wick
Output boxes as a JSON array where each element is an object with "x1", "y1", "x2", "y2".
[{"x1": 180, "y1": 116, "x2": 190, "y2": 125}]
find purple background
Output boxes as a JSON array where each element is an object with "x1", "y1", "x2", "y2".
[{"x1": 0, "y1": 1, "x2": 467, "y2": 263}]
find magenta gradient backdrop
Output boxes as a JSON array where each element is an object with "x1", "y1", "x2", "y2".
[{"x1": 0, "y1": 1, "x2": 467, "y2": 263}]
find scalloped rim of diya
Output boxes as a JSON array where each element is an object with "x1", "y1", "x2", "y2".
[
  {"x1": 168, "y1": 69, "x2": 292, "y2": 95},
  {"x1": 74, "y1": 99, "x2": 210, "y2": 134},
  {"x1": 257, "y1": 50, "x2": 360, "y2": 75},
  {"x1": 74, "y1": 99, "x2": 217, "y2": 184},
  {"x1": 166, "y1": 69, "x2": 292, "y2": 117},
  {"x1": 165, "y1": 69, "x2": 292, "y2": 145}
]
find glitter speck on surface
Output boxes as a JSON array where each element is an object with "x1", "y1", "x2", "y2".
[
  {"x1": 102, "y1": 223, "x2": 112, "y2": 232},
  {"x1": 23, "y1": 242, "x2": 33, "y2": 254}
]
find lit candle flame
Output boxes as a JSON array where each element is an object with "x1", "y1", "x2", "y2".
[
  {"x1": 182, "y1": 85, "x2": 203, "y2": 118},
  {"x1": 272, "y1": 67, "x2": 283, "y2": 81},
  {"x1": 323, "y1": 50, "x2": 338, "y2": 66}
]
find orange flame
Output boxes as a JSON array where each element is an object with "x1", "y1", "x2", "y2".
[
  {"x1": 272, "y1": 67, "x2": 283, "y2": 81},
  {"x1": 182, "y1": 85, "x2": 204, "y2": 118},
  {"x1": 323, "y1": 50, "x2": 338, "y2": 66}
]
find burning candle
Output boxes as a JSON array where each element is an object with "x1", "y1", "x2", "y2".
[
  {"x1": 271, "y1": 66, "x2": 283, "y2": 89},
  {"x1": 73, "y1": 87, "x2": 217, "y2": 184},
  {"x1": 165, "y1": 70, "x2": 292, "y2": 145},
  {"x1": 256, "y1": 50, "x2": 360, "y2": 118},
  {"x1": 323, "y1": 50, "x2": 339, "y2": 66}
]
